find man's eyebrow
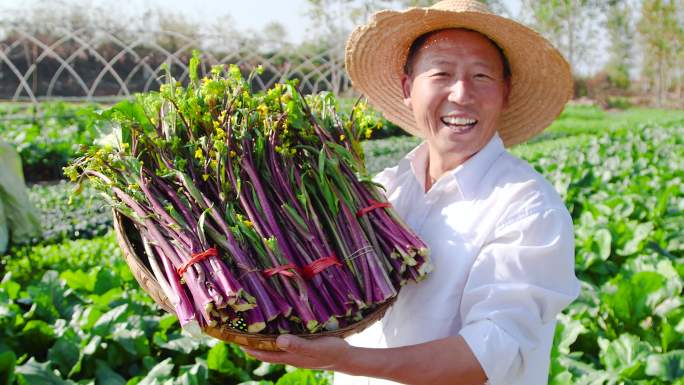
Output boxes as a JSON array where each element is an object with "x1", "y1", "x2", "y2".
[{"x1": 427, "y1": 58, "x2": 498, "y2": 71}]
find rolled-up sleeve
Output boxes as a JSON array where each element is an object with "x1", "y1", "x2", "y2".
[{"x1": 458, "y1": 207, "x2": 580, "y2": 385}]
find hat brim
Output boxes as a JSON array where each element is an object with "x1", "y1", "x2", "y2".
[{"x1": 344, "y1": 8, "x2": 573, "y2": 147}]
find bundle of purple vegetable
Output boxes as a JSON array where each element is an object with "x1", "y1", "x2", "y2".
[{"x1": 65, "y1": 54, "x2": 431, "y2": 337}]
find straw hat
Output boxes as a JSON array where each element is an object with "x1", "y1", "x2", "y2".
[{"x1": 344, "y1": 0, "x2": 573, "y2": 147}]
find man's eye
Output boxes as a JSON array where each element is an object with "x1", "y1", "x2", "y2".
[
  {"x1": 475, "y1": 73, "x2": 492, "y2": 79},
  {"x1": 431, "y1": 72, "x2": 449, "y2": 77}
]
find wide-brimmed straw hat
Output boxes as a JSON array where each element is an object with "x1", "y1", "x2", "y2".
[{"x1": 344, "y1": 0, "x2": 573, "y2": 147}]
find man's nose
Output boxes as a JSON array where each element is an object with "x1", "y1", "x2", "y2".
[{"x1": 447, "y1": 79, "x2": 474, "y2": 105}]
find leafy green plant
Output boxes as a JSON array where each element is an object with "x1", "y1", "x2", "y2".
[
  {"x1": 0, "y1": 102, "x2": 102, "y2": 182},
  {"x1": 1, "y1": 104, "x2": 682, "y2": 385},
  {"x1": 26, "y1": 181, "x2": 111, "y2": 245}
]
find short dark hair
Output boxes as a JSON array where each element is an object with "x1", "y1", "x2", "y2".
[{"x1": 403, "y1": 28, "x2": 512, "y2": 80}]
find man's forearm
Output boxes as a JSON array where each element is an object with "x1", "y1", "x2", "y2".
[{"x1": 338, "y1": 335, "x2": 487, "y2": 385}]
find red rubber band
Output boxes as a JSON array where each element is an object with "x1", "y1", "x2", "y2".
[
  {"x1": 301, "y1": 256, "x2": 342, "y2": 279},
  {"x1": 263, "y1": 263, "x2": 300, "y2": 278},
  {"x1": 356, "y1": 200, "x2": 392, "y2": 217},
  {"x1": 177, "y1": 248, "x2": 218, "y2": 277}
]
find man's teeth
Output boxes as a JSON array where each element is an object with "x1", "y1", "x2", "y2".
[{"x1": 442, "y1": 117, "x2": 477, "y2": 125}]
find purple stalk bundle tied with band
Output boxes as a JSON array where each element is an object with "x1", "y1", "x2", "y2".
[{"x1": 65, "y1": 53, "x2": 431, "y2": 349}]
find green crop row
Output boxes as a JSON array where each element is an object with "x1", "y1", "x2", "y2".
[
  {"x1": 0, "y1": 102, "x2": 102, "y2": 182},
  {"x1": 536, "y1": 125, "x2": 684, "y2": 385},
  {"x1": 0, "y1": 108, "x2": 682, "y2": 384},
  {"x1": 7, "y1": 102, "x2": 672, "y2": 184},
  {"x1": 0, "y1": 231, "x2": 332, "y2": 384},
  {"x1": 26, "y1": 181, "x2": 112, "y2": 246}
]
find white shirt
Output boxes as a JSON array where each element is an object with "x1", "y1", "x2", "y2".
[{"x1": 334, "y1": 133, "x2": 580, "y2": 385}]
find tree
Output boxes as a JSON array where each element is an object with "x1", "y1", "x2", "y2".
[
  {"x1": 397, "y1": 0, "x2": 510, "y2": 16},
  {"x1": 603, "y1": 0, "x2": 635, "y2": 90},
  {"x1": 522, "y1": 0, "x2": 601, "y2": 74},
  {"x1": 304, "y1": 0, "x2": 395, "y2": 45},
  {"x1": 637, "y1": 0, "x2": 683, "y2": 106},
  {"x1": 260, "y1": 22, "x2": 290, "y2": 52}
]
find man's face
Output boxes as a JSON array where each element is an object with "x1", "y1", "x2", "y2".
[{"x1": 402, "y1": 29, "x2": 510, "y2": 166}]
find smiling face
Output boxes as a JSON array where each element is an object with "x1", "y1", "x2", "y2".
[{"x1": 402, "y1": 29, "x2": 510, "y2": 169}]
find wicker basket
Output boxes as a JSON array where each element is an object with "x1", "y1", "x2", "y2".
[{"x1": 112, "y1": 210, "x2": 395, "y2": 351}]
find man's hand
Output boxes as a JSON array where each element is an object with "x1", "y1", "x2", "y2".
[
  {"x1": 243, "y1": 334, "x2": 487, "y2": 385},
  {"x1": 243, "y1": 335, "x2": 352, "y2": 371}
]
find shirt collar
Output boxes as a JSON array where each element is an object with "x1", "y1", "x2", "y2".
[{"x1": 405, "y1": 133, "x2": 505, "y2": 199}]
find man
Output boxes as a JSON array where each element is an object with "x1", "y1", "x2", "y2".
[{"x1": 244, "y1": 1, "x2": 580, "y2": 384}]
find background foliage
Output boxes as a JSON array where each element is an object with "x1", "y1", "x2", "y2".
[{"x1": 0, "y1": 103, "x2": 683, "y2": 384}]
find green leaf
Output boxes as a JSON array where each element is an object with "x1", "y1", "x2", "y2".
[
  {"x1": 20, "y1": 320, "x2": 56, "y2": 353},
  {"x1": 0, "y1": 350, "x2": 16, "y2": 385},
  {"x1": 601, "y1": 271, "x2": 667, "y2": 326},
  {"x1": 60, "y1": 270, "x2": 95, "y2": 292},
  {"x1": 175, "y1": 358, "x2": 209, "y2": 385},
  {"x1": 189, "y1": 51, "x2": 200, "y2": 85},
  {"x1": 197, "y1": 206, "x2": 212, "y2": 247},
  {"x1": 275, "y1": 369, "x2": 330, "y2": 385},
  {"x1": 594, "y1": 228, "x2": 612, "y2": 261},
  {"x1": 95, "y1": 359, "x2": 126, "y2": 385},
  {"x1": 281, "y1": 203, "x2": 307, "y2": 231},
  {"x1": 15, "y1": 357, "x2": 75, "y2": 385},
  {"x1": 93, "y1": 268, "x2": 122, "y2": 295},
  {"x1": 47, "y1": 334, "x2": 80, "y2": 379},
  {"x1": 661, "y1": 313, "x2": 684, "y2": 352},
  {"x1": 93, "y1": 304, "x2": 129, "y2": 336},
  {"x1": 598, "y1": 333, "x2": 652, "y2": 379},
  {"x1": 206, "y1": 342, "x2": 251, "y2": 381},
  {"x1": 157, "y1": 313, "x2": 179, "y2": 333},
  {"x1": 645, "y1": 350, "x2": 684, "y2": 382},
  {"x1": 108, "y1": 99, "x2": 151, "y2": 135},
  {"x1": 26, "y1": 271, "x2": 72, "y2": 323},
  {"x1": 555, "y1": 314, "x2": 587, "y2": 355},
  {"x1": 111, "y1": 323, "x2": 150, "y2": 356},
  {"x1": 137, "y1": 358, "x2": 174, "y2": 385},
  {"x1": 252, "y1": 361, "x2": 285, "y2": 378},
  {"x1": 207, "y1": 342, "x2": 231, "y2": 372},
  {"x1": 238, "y1": 382, "x2": 274, "y2": 385},
  {"x1": 0, "y1": 279, "x2": 21, "y2": 300},
  {"x1": 548, "y1": 370, "x2": 574, "y2": 385},
  {"x1": 153, "y1": 330, "x2": 206, "y2": 355},
  {"x1": 618, "y1": 222, "x2": 653, "y2": 256}
]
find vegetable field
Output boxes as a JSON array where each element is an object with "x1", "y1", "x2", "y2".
[{"x1": 1, "y1": 104, "x2": 683, "y2": 384}]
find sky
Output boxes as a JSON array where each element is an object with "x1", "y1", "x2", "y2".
[
  {"x1": 1, "y1": 0, "x2": 604, "y2": 74},
  {"x1": 1, "y1": 0, "x2": 521, "y2": 45}
]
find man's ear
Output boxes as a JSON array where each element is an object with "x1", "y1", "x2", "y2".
[
  {"x1": 401, "y1": 74, "x2": 412, "y2": 110},
  {"x1": 502, "y1": 77, "x2": 511, "y2": 110}
]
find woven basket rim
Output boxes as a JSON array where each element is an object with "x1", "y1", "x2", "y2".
[{"x1": 112, "y1": 210, "x2": 396, "y2": 351}]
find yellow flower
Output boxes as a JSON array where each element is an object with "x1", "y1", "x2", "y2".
[
  {"x1": 365, "y1": 129, "x2": 373, "y2": 139},
  {"x1": 339, "y1": 134, "x2": 346, "y2": 141},
  {"x1": 229, "y1": 150, "x2": 237, "y2": 158},
  {"x1": 215, "y1": 127, "x2": 226, "y2": 140},
  {"x1": 202, "y1": 174, "x2": 210, "y2": 181},
  {"x1": 257, "y1": 104, "x2": 268, "y2": 116},
  {"x1": 194, "y1": 148, "x2": 204, "y2": 160}
]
